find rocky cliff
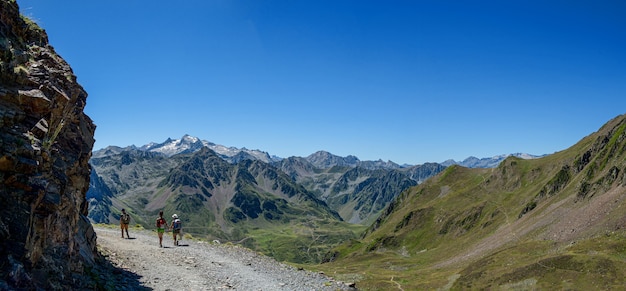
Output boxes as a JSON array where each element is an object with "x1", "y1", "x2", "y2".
[{"x1": 0, "y1": 0, "x2": 98, "y2": 289}]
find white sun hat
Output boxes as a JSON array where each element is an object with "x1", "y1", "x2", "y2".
[{"x1": 172, "y1": 214, "x2": 178, "y2": 219}]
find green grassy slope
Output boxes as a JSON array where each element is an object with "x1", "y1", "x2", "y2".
[{"x1": 315, "y1": 114, "x2": 626, "y2": 290}]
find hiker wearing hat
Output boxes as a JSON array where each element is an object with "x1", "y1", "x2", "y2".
[
  {"x1": 120, "y1": 208, "x2": 131, "y2": 239},
  {"x1": 170, "y1": 214, "x2": 182, "y2": 246}
]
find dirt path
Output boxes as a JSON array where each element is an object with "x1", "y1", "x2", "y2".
[{"x1": 95, "y1": 226, "x2": 354, "y2": 290}]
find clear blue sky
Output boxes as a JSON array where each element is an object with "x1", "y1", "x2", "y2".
[{"x1": 18, "y1": 0, "x2": 626, "y2": 165}]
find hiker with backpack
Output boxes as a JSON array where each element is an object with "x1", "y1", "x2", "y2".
[
  {"x1": 155, "y1": 210, "x2": 168, "y2": 247},
  {"x1": 120, "y1": 208, "x2": 131, "y2": 239},
  {"x1": 171, "y1": 214, "x2": 182, "y2": 246}
]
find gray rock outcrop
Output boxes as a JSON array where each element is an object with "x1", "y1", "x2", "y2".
[{"x1": 1, "y1": 0, "x2": 98, "y2": 289}]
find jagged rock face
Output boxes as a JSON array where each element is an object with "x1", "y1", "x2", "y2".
[{"x1": 0, "y1": 0, "x2": 97, "y2": 289}]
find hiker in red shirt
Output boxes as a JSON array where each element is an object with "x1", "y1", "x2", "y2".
[{"x1": 155, "y1": 210, "x2": 168, "y2": 247}]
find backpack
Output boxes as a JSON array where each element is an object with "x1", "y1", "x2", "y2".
[
  {"x1": 121, "y1": 213, "x2": 130, "y2": 224},
  {"x1": 173, "y1": 219, "x2": 181, "y2": 230}
]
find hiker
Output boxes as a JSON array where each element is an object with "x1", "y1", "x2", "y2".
[
  {"x1": 120, "y1": 208, "x2": 131, "y2": 239},
  {"x1": 171, "y1": 214, "x2": 182, "y2": 246},
  {"x1": 155, "y1": 210, "x2": 168, "y2": 247}
]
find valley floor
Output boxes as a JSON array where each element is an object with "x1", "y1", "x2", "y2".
[{"x1": 95, "y1": 226, "x2": 354, "y2": 290}]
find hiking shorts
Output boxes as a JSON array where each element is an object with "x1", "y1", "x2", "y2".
[
  {"x1": 120, "y1": 223, "x2": 129, "y2": 230},
  {"x1": 157, "y1": 228, "x2": 165, "y2": 234},
  {"x1": 173, "y1": 229, "x2": 181, "y2": 235}
]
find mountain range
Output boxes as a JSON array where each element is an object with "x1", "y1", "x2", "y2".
[
  {"x1": 87, "y1": 134, "x2": 541, "y2": 263},
  {"x1": 102, "y1": 133, "x2": 543, "y2": 169},
  {"x1": 138, "y1": 134, "x2": 281, "y2": 162},
  {"x1": 88, "y1": 134, "x2": 537, "y2": 227}
]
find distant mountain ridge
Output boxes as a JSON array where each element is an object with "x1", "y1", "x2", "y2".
[
  {"x1": 88, "y1": 141, "x2": 435, "y2": 226},
  {"x1": 441, "y1": 152, "x2": 545, "y2": 168},
  {"x1": 137, "y1": 134, "x2": 281, "y2": 163},
  {"x1": 97, "y1": 134, "x2": 541, "y2": 170},
  {"x1": 89, "y1": 136, "x2": 541, "y2": 227},
  {"x1": 275, "y1": 156, "x2": 427, "y2": 224}
]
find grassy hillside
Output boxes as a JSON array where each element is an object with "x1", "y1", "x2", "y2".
[{"x1": 314, "y1": 114, "x2": 626, "y2": 290}]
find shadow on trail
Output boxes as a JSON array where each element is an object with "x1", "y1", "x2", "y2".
[
  {"x1": 162, "y1": 244, "x2": 189, "y2": 247},
  {"x1": 95, "y1": 249, "x2": 151, "y2": 290}
]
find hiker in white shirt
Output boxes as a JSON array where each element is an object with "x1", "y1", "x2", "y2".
[{"x1": 170, "y1": 214, "x2": 182, "y2": 246}]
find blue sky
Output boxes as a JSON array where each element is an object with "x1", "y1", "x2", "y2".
[{"x1": 18, "y1": 1, "x2": 626, "y2": 165}]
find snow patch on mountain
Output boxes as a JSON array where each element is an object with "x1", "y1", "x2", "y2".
[{"x1": 140, "y1": 134, "x2": 279, "y2": 163}]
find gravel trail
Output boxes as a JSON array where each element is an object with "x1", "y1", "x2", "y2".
[{"x1": 95, "y1": 226, "x2": 355, "y2": 290}]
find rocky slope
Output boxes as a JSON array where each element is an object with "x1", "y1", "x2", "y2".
[
  {"x1": 155, "y1": 147, "x2": 342, "y2": 233},
  {"x1": 276, "y1": 154, "x2": 445, "y2": 224},
  {"x1": 0, "y1": 0, "x2": 98, "y2": 289}
]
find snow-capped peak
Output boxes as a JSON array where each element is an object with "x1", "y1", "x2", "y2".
[
  {"x1": 180, "y1": 134, "x2": 199, "y2": 144},
  {"x1": 138, "y1": 135, "x2": 278, "y2": 163}
]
